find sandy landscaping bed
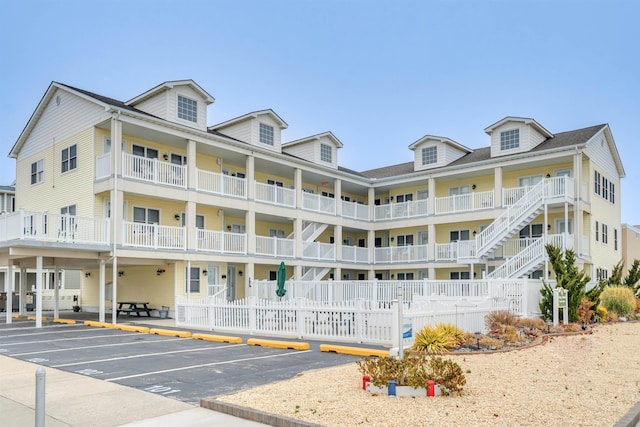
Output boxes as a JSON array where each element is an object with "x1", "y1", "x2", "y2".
[{"x1": 216, "y1": 322, "x2": 640, "y2": 426}]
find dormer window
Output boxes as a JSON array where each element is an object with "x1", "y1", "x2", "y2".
[
  {"x1": 421, "y1": 146, "x2": 437, "y2": 165},
  {"x1": 177, "y1": 95, "x2": 197, "y2": 123},
  {"x1": 320, "y1": 143, "x2": 332, "y2": 163},
  {"x1": 500, "y1": 129, "x2": 519, "y2": 150},
  {"x1": 259, "y1": 123, "x2": 274, "y2": 146}
]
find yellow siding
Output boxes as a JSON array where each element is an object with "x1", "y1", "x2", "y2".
[
  {"x1": 16, "y1": 128, "x2": 95, "y2": 216},
  {"x1": 255, "y1": 221, "x2": 292, "y2": 236},
  {"x1": 501, "y1": 163, "x2": 572, "y2": 188},
  {"x1": 124, "y1": 195, "x2": 185, "y2": 224}
]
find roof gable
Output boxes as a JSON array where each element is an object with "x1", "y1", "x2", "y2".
[
  {"x1": 126, "y1": 80, "x2": 215, "y2": 106},
  {"x1": 210, "y1": 109, "x2": 288, "y2": 131}
]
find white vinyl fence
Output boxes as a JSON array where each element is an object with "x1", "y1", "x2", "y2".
[{"x1": 175, "y1": 279, "x2": 545, "y2": 346}]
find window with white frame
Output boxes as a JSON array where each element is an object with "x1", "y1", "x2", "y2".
[
  {"x1": 614, "y1": 228, "x2": 618, "y2": 250},
  {"x1": 60, "y1": 205, "x2": 76, "y2": 235},
  {"x1": 267, "y1": 178, "x2": 283, "y2": 187},
  {"x1": 555, "y1": 219, "x2": 573, "y2": 234},
  {"x1": 397, "y1": 272, "x2": 414, "y2": 280},
  {"x1": 610, "y1": 181, "x2": 615, "y2": 203},
  {"x1": 181, "y1": 213, "x2": 204, "y2": 229},
  {"x1": 602, "y1": 223, "x2": 608, "y2": 244},
  {"x1": 395, "y1": 193, "x2": 413, "y2": 203},
  {"x1": 450, "y1": 271, "x2": 471, "y2": 280},
  {"x1": 449, "y1": 185, "x2": 470, "y2": 196},
  {"x1": 320, "y1": 144, "x2": 332, "y2": 163},
  {"x1": 186, "y1": 267, "x2": 201, "y2": 293},
  {"x1": 602, "y1": 176, "x2": 609, "y2": 200},
  {"x1": 177, "y1": 95, "x2": 197, "y2": 123},
  {"x1": 132, "y1": 144, "x2": 158, "y2": 159},
  {"x1": 133, "y1": 206, "x2": 160, "y2": 224},
  {"x1": 170, "y1": 153, "x2": 187, "y2": 165},
  {"x1": 269, "y1": 228, "x2": 285, "y2": 238},
  {"x1": 61, "y1": 144, "x2": 77, "y2": 173},
  {"x1": 518, "y1": 175, "x2": 543, "y2": 187},
  {"x1": 595, "y1": 220, "x2": 599, "y2": 241},
  {"x1": 396, "y1": 235, "x2": 414, "y2": 246},
  {"x1": 259, "y1": 123, "x2": 274, "y2": 146},
  {"x1": 594, "y1": 171, "x2": 601, "y2": 195},
  {"x1": 520, "y1": 223, "x2": 544, "y2": 238},
  {"x1": 500, "y1": 129, "x2": 519, "y2": 150},
  {"x1": 421, "y1": 146, "x2": 437, "y2": 165},
  {"x1": 450, "y1": 230, "x2": 470, "y2": 241},
  {"x1": 416, "y1": 189, "x2": 429, "y2": 200},
  {"x1": 31, "y1": 159, "x2": 44, "y2": 184}
]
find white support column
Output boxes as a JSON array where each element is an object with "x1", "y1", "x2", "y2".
[
  {"x1": 19, "y1": 267, "x2": 26, "y2": 315},
  {"x1": 494, "y1": 167, "x2": 503, "y2": 208},
  {"x1": 99, "y1": 260, "x2": 106, "y2": 322},
  {"x1": 428, "y1": 223, "x2": 436, "y2": 264},
  {"x1": 5, "y1": 261, "x2": 13, "y2": 324},
  {"x1": 368, "y1": 229, "x2": 376, "y2": 266},
  {"x1": 428, "y1": 178, "x2": 436, "y2": 215},
  {"x1": 335, "y1": 225, "x2": 343, "y2": 262},
  {"x1": 36, "y1": 256, "x2": 43, "y2": 328},
  {"x1": 246, "y1": 154, "x2": 255, "y2": 200},
  {"x1": 295, "y1": 168, "x2": 302, "y2": 209},
  {"x1": 53, "y1": 266, "x2": 59, "y2": 319},
  {"x1": 245, "y1": 261, "x2": 255, "y2": 297},
  {"x1": 294, "y1": 218, "x2": 303, "y2": 262},
  {"x1": 186, "y1": 201, "x2": 196, "y2": 250},
  {"x1": 245, "y1": 210, "x2": 256, "y2": 255},
  {"x1": 368, "y1": 188, "x2": 375, "y2": 220},
  {"x1": 335, "y1": 178, "x2": 342, "y2": 216},
  {"x1": 564, "y1": 202, "x2": 569, "y2": 251},
  {"x1": 111, "y1": 257, "x2": 118, "y2": 324},
  {"x1": 186, "y1": 139, "x2": 197, "y2": 190},
  {"x1": 573, "y1": 151, "x2": 582, "y2": 255}
]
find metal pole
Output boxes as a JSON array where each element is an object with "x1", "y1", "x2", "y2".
[
  {"x1": 397, "y1": 284, "x2": 404, "y2": 359},
  {"x1": 35, "y1": 367, "x2": 45, "y2": 427}
]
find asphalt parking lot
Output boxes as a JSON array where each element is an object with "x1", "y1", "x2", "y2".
[{"x1": 0, "y1": 315, "x2": 365, "y2": 405}]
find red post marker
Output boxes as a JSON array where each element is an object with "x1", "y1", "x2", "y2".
[
  {"x1": 362, "y1": 376, "x2": 370, "y2": 390},
  {"x1": 427, "y1": 380, "x2": 435, "y2": 397}
]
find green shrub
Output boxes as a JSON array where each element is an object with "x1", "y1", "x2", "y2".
[
  {"x1": 599, "y1": 286, "x2": 636, "y2": 317},
  {"x1": 356, "y1": 353, "x2": 466, "y2": 395}
]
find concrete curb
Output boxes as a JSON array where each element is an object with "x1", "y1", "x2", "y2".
[
  {"x1": 115, "y1": 324, "x2": 150, "y2": 333},
  {"x1": 615, "y1": 400, "x2": 640, "y2": 427},
  {"x1": 84, "y1": 320, "x2": 116, "y2": 328},
  {"x1": 192, "y1": 333, "x2": 243, "y2": 344},
  {"x1": 53, "y1": 318, "x2": 76, "y2": 324},
  {"x1": 149, "y1": 328, "x2": 192, "y2": 338},
  {"x1": 319, "y1": 344, "x2": 389, "y2": 357},
  {"x1": 201, "y1": 398, "x2": 325, "y2": 427},
  {"x1": 246, "y1": 338, "x2": 310, "y2": 350}
]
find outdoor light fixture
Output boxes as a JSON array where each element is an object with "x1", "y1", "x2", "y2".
[
  {"x1": 156, "y1": 268, "x2": 166, "y2": 275},
  {"x1": 546, "y1": 320, "x2": 551, "y2": 334},
  {"x1": 238, "y1": 271, "x2": 243, "y2": 276},
  {"x1": 118, "y1": 271, "x2": 124, "y2": 277},
  {"x1": 163, "y1": 154, "x2": 169, "y2": 160},
  {"x1": 547, "y1": 224, "x2": 552, "y2": 231},
  {"x1": 546, "y1": 173, "x2": 551, "y2": 178},
  {"x1": 473, "y1": 230, "x2": 477, "y2": 237},
  {"x1": 85, "y1": 272, "x2": 91, "y2": 278},
  {"x1": 174, "y1": 214, "x2": 181, "y2": 221},
  {"x1": 475, "y1": 331, "x2": 481, "y2": 350},
  {"x1": 390, "y1": 237, "x2": 394, "y2": 242},
  {"x1": 472, "y1": 184, "x2": 476, "y2": 190},
  {"x1": 227, "y1": 225, "x2": 232, "y2": 231},
  {"x1": 202, "y1": 269, "x2": 208, "y2": 276}
]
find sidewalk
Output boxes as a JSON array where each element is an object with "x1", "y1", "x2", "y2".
[{"x1": 0, "y1": 355, "x2": 268, "y2": 427}]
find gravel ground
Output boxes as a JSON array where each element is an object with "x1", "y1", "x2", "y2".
[{"x1": 217, "y1": 322, "x2": 640, "y2": 426}]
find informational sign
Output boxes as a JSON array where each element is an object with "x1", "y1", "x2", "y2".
[{"x1": 557, "y1": 288, "x2": 568, "y2": 308}]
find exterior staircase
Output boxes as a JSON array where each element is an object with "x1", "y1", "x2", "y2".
[{"x1": 300, "y1": 266, "x2": 332, "y2": 281}]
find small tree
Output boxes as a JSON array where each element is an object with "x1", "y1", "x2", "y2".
[
  {"x1": 623, "y1": 260, "x2": 640, "y2": 295},
  {"x1": 539, "y1": 245, "x2": 591, "y2": 322}
]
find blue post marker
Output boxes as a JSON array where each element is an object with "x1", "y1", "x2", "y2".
[{"x1": 388, "y1": 380, "x2": 396, "y2": 396}]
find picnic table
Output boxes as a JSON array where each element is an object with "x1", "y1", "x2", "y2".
[{"x1": 116, "y1": 301, "x2": 152, "y2": 318}]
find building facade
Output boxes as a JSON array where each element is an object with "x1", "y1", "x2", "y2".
[{"x1": 1, "y1": 80, "x2": 625, "y2": 317}]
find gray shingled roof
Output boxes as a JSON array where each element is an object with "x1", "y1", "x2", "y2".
[{"x1": 360, "y1": 124, "x2": 606, "y2": 178}]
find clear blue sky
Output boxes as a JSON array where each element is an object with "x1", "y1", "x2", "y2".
[{"x1": 1, "y1": 0, "x2": 638, "y2": 222}]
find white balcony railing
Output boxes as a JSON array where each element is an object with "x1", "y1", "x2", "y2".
[
  {"x1": 503, "y1": 177, "x2": 574, "y2": 207},
  {"x1": 255, "y1": 236, "x2": 295, "y2": 258},
  {"x1": 197, "y1": 229, "x2": 247, "y2": 254},
  {"x1": 302, "y1": 192, "x2": 336, "y2": 214},
  {"x1": 0, "y1": 210, "x2": 109, "y2": 245},
  {"x1": 342, "y1": 245, "x2": 370, "y2": 263},
  {"x1": 435, "y1": 242, "x2": 458, "y2": 261},
  {"x1": 302, "y1": 241, "x2": 335, "y2": 261},
  {"x1": 95, "y1": 153, "x2": 111, "y2": 179},
  {"x1": 374, "y1": 244, "x2": 428, "y2": 263},
  {"x1": 196, "y1": 169, "x2": 247, "y2": 199},
  {"x1": 123, "y1": 222, "x2": 185, "y2": 249},
  {"x1": 434, "y1": 191, "x2": 493, "y2": 215},
  {"x1": 373, "y1": 199, "x2": 428, "y2": 221},
  {"x1": 121, "y1": 153, "x2": 186, "y2": 188},
  {"x1": 342, "y1": 201, "x2": 369, "y2": 221},
  {"x1": 254, "y1": 182, "x2": 295, "y2": 207}
]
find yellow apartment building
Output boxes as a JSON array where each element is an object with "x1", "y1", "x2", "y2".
[{"x1": 0, "y1": 80, "x2": 625, "y2": 320}]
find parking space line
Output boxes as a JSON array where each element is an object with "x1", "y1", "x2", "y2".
[
  {"x1": 0, "y1": 332, "x2": 135, "y2": 346},
  {"x1": 105, "y1": 350, "x2": 311, "y2": 382},
  {"x1": 0, "y1": 324, "x2": 78, "y2": 337},
  {"x1": 51, "y1": 344, "x2": 247, "y2": 367},
  {"x1": 10, "y1": 337, "x2": 185, "y2": 357}
]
